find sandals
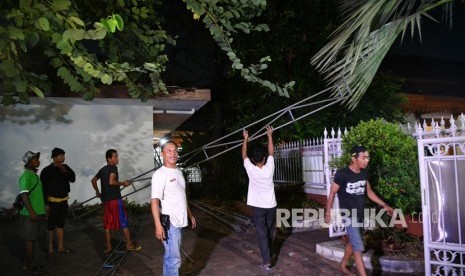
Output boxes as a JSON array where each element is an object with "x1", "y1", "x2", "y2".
[
  {"x1": 127, "y1": 245, "x2": 142, "y2": 251},
  {"x1": 47, "y1": 253, "x2": 56, "y2": 261},
  {"x1": 25, "y1": 265, "x2": 47, "y2": 275},
  {"x1": 57, "y1": 248, "x2": 74, "y2": 254}
]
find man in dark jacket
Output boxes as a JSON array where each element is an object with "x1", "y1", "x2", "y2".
[{"x1": 40, "y1": 147, "x2": 76, "y2": 259}]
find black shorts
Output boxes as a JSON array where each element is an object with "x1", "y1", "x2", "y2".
[{"x1": 47, "y1": 201, "x2": 68, "y2": 230}]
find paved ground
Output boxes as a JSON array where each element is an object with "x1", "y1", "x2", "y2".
[{"x1": 1, "y1": 206, "x2": 384, "y2": 276}]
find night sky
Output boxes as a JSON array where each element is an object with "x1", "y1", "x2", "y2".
[{"x1": 388, "y1": 4, "x2": 465, "y2": 62}]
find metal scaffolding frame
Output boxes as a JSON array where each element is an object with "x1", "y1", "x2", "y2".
[{"x1": 180, "y1": 84, "x2": 351, "y2": 168}]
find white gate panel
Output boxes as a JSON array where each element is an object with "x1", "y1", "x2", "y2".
[
  {"x1": 302, "y1": 145, "x2": 325, "y2": 188},
  {"x1": 418, "y1": 137, "x2": 465, "y2": 276},
  {"x1": 323, "y1": 128, "x2": 346, "y2": 238}
]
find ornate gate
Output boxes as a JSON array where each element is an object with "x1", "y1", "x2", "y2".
[{"x1": 413, "y1": 115, "x2": 465, "y2": 275}]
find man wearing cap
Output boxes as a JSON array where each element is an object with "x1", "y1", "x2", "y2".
[
  {"x1": 19, "y1": 151, "x2": 47, "y2": 274},
  {"x1": 325, "y1": 145, "x2": 394, "y2": 276},
  {"x1": 40, "y1": 147, "x2": 76, "y2": 259}
]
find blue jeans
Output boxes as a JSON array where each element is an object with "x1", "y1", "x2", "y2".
[
  {"x1": 345, "y1": 218, "x2": 365, "y2": 252},
  {"x1": 163, "y1": 226, "x2": 182, "y2": 276}
]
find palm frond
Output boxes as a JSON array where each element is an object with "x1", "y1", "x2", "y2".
[{"x1": 311, "y1": 0, "x2": 454, "y2": 109}]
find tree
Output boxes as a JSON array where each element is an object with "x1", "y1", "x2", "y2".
[
  {"x1": 0, "y1": 0, "x2": 294, "y2": 105},
  {"x1": 311, "y1": 0, "x2": 455, "y2": 109},
  {"x1": 178, "y1": 0, "x2": 408, "y2": 200}
]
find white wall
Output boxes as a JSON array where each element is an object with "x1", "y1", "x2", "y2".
[{"x1": 0, "y1": 103, "x2": 154, "y2": 208}]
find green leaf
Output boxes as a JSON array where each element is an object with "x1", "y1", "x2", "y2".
[
  {"x1": 101, "y1": 73, "x2": 113, "y2": 84},
  {"x1": 52, "y1": 0, "x2": 71, "y2": 11},
  {"x1": 113, "y1": 14, "x2": 124, "y2": 31},
  {"x1": 10, "y1": 42, "x2": 18, "y2": 56},
  {"x1": 19, "y1": 0, "x2": 32, "y2": 9},
  {"x1": 8, "y1": 27, "x2": 25, "y2": 40},
  {"x1": 27, "y1": 31, "x2": 40, "y2": 47},
  {"x1": 143, "y1": 62, "x2": 158, "y2": 70},
  {"x1": 12, "y1": 77, "x2": 27, "y2": 92},
  {"x1": 99, "y1": 19, "x2": 113, "y2": 33},
  {"x1": 234, "y1": 63, "x2": 243, "y2": 70},
  {"x1": 36, "y1": 17, "x2": 50, "y2": 31},
  {"x1": 226, "y1": 52, "x2": 236, "y2": 59},
  {"x1": 72, "y1": 56, "x2": 86, "y2": 67},
  {"x1": 30, "y1": 86, "x2": 44, "y2": 98},
  {"x1": 94, "y1": 28, "x2": 107, "y2": 39},
  {"x1": 50, "y1": 57, "x2": 62, "y2": 67},
  {"x1": 69, "y1": 29, "x2": 85, "y2": 40},
  {"x1": 117, "y1": 0, "x2": 125, "y2": 7},
  {"x1": 57, "y1": 66, "x2": 69, "y2": 78},
  {"x1": 0, "y1": 59, "x2": 19, "y2": 77},
  {"x1": 83, "y1": 63, "x2": 94, "y2": 72},
  {"x1": 52, "y1": 33, "x2": 62, "y2": 44},
  {"x1": 56, "y1": 40, "x2": 72, "y2": 54},
  {"x1": 69, "y1": 16, "x2": 85, "y2": 27}
]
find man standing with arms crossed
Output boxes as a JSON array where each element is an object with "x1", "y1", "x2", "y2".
[
  {"x1": 151, "y1": 140, "x2": 196, "y2": 276},
  {"x1": 325, "y1": 145, "x2": 394, "y2": 276}
]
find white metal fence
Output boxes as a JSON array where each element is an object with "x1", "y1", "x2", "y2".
[
  {"x1": 273, "y1": 127, "x2": 347, "y2": 237},
  {"x1": 274, "y1": 141, "x2": 302, "y2": 184},
  {"x1": 273, "y1": 128, "x2": 346, "y2": 190}
]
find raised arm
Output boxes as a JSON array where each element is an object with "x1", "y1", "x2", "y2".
[
  {"x1": 242, "y1": 129, "x2": 249, "y2": 160},
  {"x1": 266, "y1": 125, "x2": 274, "y2": 157}
]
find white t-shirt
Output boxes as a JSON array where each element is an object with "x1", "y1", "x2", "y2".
[
  {"x1": 151, "y1": 166, "x2": 188, "y2": 228},
  {"x1": 244, "y1": 156, "x2": 277, "y2": 208}
]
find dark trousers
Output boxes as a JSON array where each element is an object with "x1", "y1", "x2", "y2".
[{"x1": 252, "y1": 206, "x2": 276, "y2": 265}]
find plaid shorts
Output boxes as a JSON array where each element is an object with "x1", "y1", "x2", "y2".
[{"x1": 19, "y1": 215, "x2": 44, "y2": 241}]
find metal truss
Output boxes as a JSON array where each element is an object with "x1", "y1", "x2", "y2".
[{"x1": 180, "y1": 84, "x2": 351, "y2": 168}]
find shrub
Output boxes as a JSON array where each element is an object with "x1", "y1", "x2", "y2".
[{"x1": 331, "y1": 119, "x2": 421, "y2": 214}]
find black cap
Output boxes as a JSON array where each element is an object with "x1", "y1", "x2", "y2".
[
  {"x1": 350, "y1": 145, "x2": 366, "y2": 156},
  {"x1": 51, "y1": 147, "x2": 65, "y2": 158}
]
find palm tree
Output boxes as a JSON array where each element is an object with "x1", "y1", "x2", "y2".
[{"x1": 311, "y1": 0, "x2": 455, "y2": 109}]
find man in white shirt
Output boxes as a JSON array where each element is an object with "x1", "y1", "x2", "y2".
[
  {"x1": 151, "y1": 140, "x2": 196, "y2": 276},
  {"x1": 242, "y1": 126, "x2": 276, "y2": 272}
]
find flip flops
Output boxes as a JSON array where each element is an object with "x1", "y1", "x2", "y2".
[
  {"x1": 127, "y1": 245, "x2": 142, "y2": 251},
  {"x1": 24, "y1": 265, "x2": 47, "y2": 275},
  {"x1": 47, "y1": 253, "x2": 56, "y2": 261},
  {"x1": 57, "y1": 248, "x2": 74, "y2": 254}
]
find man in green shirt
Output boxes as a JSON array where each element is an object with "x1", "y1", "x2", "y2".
[{"x1": 18, "y1": 151, "x2": 46, "y2": 274}]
